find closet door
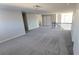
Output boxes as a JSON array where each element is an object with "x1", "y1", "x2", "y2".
[
  {"x1": 42, "y1": 15, "x2": 47, "y2": 26},
  {"x1": 42, "y1": 15, "x2": 52, "y2": 26},
  {"x1": 46, "y1": 15, "x2": 52, "y2": 26}
]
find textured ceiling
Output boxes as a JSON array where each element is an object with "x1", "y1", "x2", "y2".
[{"x1": 0, "y1": 3, "x2": 77, "y2": 14}]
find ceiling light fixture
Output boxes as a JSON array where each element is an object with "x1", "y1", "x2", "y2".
[{"x1": 33, "y1": 5, "x2": 41, "y2": 9}]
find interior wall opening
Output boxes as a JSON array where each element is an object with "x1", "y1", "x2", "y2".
[{"x1": 22, "y1": 12, "x2": 28, "y2": 32}]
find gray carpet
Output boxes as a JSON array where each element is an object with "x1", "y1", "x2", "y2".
[{"x1": 0, "y1": 26, "x2": 72, "y2": 55}]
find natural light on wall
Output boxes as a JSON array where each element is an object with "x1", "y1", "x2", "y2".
[{"x1": 61, "y1": 12, "x2": 73, "y2": 30}]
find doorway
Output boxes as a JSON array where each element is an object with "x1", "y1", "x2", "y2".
[
  {"x1": 22, "y1": 12, "x2": 28, "y2": 32},
  {"x1": 42, "y1": 15, "x2": 56, "y2": 28}
]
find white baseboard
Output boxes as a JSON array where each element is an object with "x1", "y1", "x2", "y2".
[{"x1": 0, "y1": 33, "x2": 25, "y2": 43}]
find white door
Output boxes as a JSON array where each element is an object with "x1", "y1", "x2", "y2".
[{"x1": 42, "y1": 15, "x2": 52, "y2": 26}]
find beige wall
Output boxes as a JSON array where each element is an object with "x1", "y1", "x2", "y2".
[
  {"x1": 0, "y1": 9, "x2": 42, "y2": 42},
  {"x1": 56, "y1": 14, "x2": 61, "y2": 23},
  {"x1": 27, "y1": 13, "x2": 42, "y2": 30},
  {"x1": 72, "y1": 4, "x2": 79, "y2": 54},
  {"x1": 37, "y1": 14, "x2": 42, "y2": 26},
  {"x1": 0, "y1": 9, "x2": 25, "y2": 42}
]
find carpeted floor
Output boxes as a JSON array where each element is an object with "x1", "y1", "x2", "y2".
[{"x1": 0, "y1": 26, "x2": 73, "y2": 55}]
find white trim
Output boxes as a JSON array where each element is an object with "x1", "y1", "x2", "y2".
[{"x1": 0, "y1": 33, "x2": 25, "y2": 43}]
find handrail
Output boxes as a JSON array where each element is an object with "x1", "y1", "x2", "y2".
[{"x1": 56, "y1": 23, "x2": 72, "y2": 24}]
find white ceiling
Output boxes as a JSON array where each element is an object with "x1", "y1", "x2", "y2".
[{"x1": 0, "y1": 3, "x2": 77, "y2": 14}]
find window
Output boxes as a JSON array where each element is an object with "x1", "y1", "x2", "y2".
[{"x1": 61, "y1": 12, "x2": 73, "y2": 30}]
